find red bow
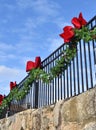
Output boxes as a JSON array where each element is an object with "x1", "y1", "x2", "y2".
[
  {"x1": 71, "y1": 12, "x2": 87, "y2": 29},
  {"x1": 59, "y1": 13, "x2": 87, "y2": 43},
  {"x1": 26, "y1": 56, "x2": 41, "y2": 72},
  {"x1": 10, "y1": 81, "x2": 17, "y2": 91},
  {"x1": 0, "y1": 94, "x2": 4, "y2": 105},
  {"x1": 59, "y1": 26, "x2": 75, "y2": 43}
]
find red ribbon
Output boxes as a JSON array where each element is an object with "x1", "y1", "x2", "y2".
[
  {"x1": 10, "y1": 81, "x2": 17, "y2": 91},
  {"x1": 0, "y1": 94, "x2": 4, "y2": 105},
  {"x1": 59, "y1": 26, "x2": 74, "y2": 43},
  {"x1": 59, "y1": 12, "x2": 87, "y2": 43},
  {"x1": 26, "y1": 56, "x2": 41, "y2": 72},
  {"x1": 71, "y1": 12, "x2": 87, "y2": 29}
]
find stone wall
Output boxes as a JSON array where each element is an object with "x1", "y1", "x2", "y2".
[{"x1": 0, "y1": 87, "x2": 96, "y2": 130}]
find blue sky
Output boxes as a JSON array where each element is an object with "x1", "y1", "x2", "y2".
[{"x1": 0, "y1": 0, "x2": 96, "y2": 95}]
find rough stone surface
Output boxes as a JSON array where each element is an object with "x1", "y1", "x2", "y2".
[{"x1": 0, "y1": 87, "x2": 96, "y2": 130}]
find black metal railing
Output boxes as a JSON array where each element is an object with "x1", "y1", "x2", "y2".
[{"x1": 0, "y1": 15, "x2": 96, "y2": 119}]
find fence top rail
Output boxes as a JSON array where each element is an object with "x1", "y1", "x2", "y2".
[
  {"x1": 86, "y1": 15, "x2": 96, "y2": 25},
  {"x1": 17, "y1": 74, "x2": 29, "y2": 87}
]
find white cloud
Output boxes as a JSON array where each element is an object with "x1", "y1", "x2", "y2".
[
  {"x1": 0, "y1": 42, "x2": 14, "y2": 51},
  {"x1": 32, "y1": 0, "x2": 60, "y2": 16},
  {"x1": 21, "y1": 56, "x2": 36, "y2": 67},
  {"x1": 0, "y1": 40, "x2": 34, "y2": 60},
  {"x1": 0, "y1": 65, "x2": 27, "y2": 95},
  {"x1": 0, "y1": 65, "x2": 26, "y2": 81},
  {"x1": 0, "y1": 40, "x2": 41, "y2": 68},
  {"x1": 3, "y1": 3, "x2": 16, "y2": 10},
  {"x1": 0, "y1": 42, "x2": 16, "y2": 61},
  {"x1": 48, "y1": 38, "x2": 63, "y2": 52},
  {"x1": 16, "y1": 0, "x2": 33, "y2": 8},
  {"x1": 0, "y1": 53, "x2": 16, "y2": 62},
  {"x1": 53, "y1": 18, "x2": 71, "y2": 29},
  {"x1": 17, "y1": 0, "x2": 60, "y2": 17},
  {"x1": 23, "y1": 16, "x2": 47, "y2": 30}
]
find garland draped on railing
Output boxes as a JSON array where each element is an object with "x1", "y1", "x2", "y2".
[{"x1": 0, "y1": 12, "x2": 96, "y2": 115}]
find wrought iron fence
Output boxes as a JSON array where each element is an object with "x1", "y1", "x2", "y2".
[{"x1": 0, "y1": 15, "x2": 96, "y2": 119}]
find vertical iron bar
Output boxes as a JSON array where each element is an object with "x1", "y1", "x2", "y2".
[
  {"x1": 50, "y1": 80, "x2": 51, "y2": 104},
  {"x1": 48, "y1": 82, "x2": 49, "y2": 105},
  {"x1": 34, "y1": 80, "x2": 39, "y2": 108},
  {"x1": 58, "y1": 52, "x2": 60, "y2": 100},
  {"x1": 70, "y1": 62, "x2": 72, "y2": 97},
  {"x1": 58, "y1": 76, "x2": 59, "y2": 100},
  {"x1": 73, "y1": 58, "x2": 76, "y2": 96},
  {"x1": 79, "y1": 41, "x2": 84, "y2": 92},
  {"x1": 30, "y1": 84, "x2": 32, "y2": 108},
  {"x1": 88, "y1": 42, "x2": 93, "y2": 88},
  {"x1": 93, "y1": 40, "x2": 96, "y2": 65},
  {"x1": 83, "y1": 42, "x2": 88, "y2": 90},
  {"x1": 76, "y1": 45, "x2": 80, "y2": 94},
  {"x1": 61, "y1": 74, "x2": 62, "y2": 99},
  {"x1": 63, "y1": 71, "x2": 65, "y2": 99},
  {"x1": 66, "y1": 68, "x2": 69, "y2": 98},
  {"x1": 63, "y1": 45, "x2": 66, "y2": 99},
  {"x1": 52, "y1": 55, "x2": 54, "y2": 103},
  {"x1": 55, "y1": 53, "x2": 57, "y2": 102}
]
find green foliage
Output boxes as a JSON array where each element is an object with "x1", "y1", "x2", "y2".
[
  {"x1": 50, "y1": 45, "x2": 77, "y2": 77},
  {"x1": 74, "y1": 26, "x2": 96, "y2": 42}
]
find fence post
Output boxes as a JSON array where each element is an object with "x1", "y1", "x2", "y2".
[
  {"x1": 94, "y1": 46, "x2": 96, "y2": 80},
  {"x1": 34, "y1": 80, "x2": 39, "y2": 108},
  {"x1": 6, "y1": 104, "x2": 10, "y2": 118}
]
